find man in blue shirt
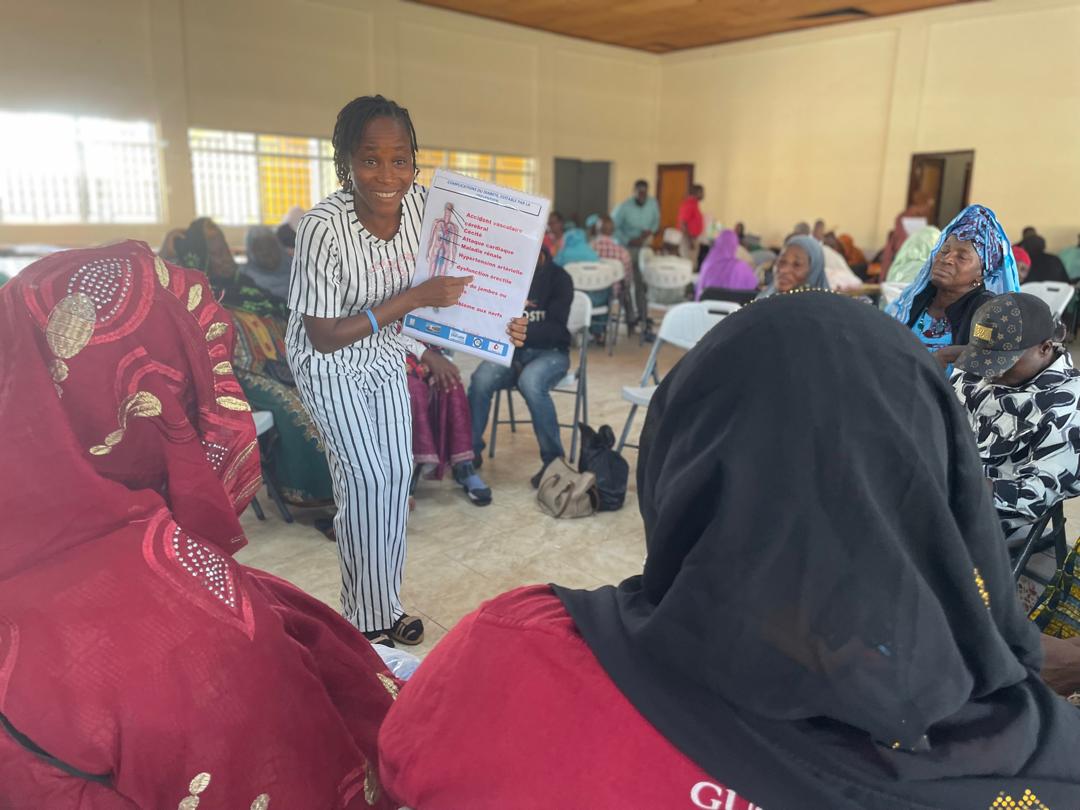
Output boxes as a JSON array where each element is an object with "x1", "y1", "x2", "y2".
[{"x1": 612, "y1": 179, "x2": 660, "y2": 331}]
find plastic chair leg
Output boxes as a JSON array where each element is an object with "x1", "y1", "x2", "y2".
[
  {"x1": 250, "y1": 496, "x2": 266, "y2": 521},
  {"x1": 507, "y1": 389, "x2": 518, "y2": 433}
]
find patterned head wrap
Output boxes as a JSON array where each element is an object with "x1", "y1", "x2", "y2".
[{"x1": 887, "y1": 204, "x2": 1020, "y2": 325}]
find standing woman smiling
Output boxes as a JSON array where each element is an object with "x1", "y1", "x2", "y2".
[{"x1": 287, "y1": 95, "x2": 526, "y2": 646}]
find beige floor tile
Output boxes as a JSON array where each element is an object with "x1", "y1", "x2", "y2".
[{"x1": 237, "y1": 333, "x2": 661, "y2": 657}]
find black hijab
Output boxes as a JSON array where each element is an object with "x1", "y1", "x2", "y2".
[{"x1": 556, "y1": 291, "x2": 1080, "y2": 810}]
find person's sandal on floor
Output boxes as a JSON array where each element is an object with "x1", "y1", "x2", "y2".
[
  {"x1": 363, "y1": 630, "x2": 395, "y2": 648},
  {"x1": 389, "y1": 614, "x2": 425, "y2": 646},
  {"x1": 453, "y1": 461, "x2": 492, "y2": 506}
]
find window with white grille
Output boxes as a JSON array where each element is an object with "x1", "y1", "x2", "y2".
[
  {"x1": 189, "y1": 129, "x2": 336, "y2": 226},
  {"x1": 417, "y1": 149, "x2": 536, "y2": 194},
  {"x1": 190, "y1": 129, "x2": 539, "y2": 226},
  {"x1": 0, "y1": 111, "x2": 163, "y2": 225}
]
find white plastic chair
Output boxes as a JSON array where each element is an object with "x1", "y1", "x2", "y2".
[
  {"x1": 617, "y1": 300, "x2": 740, "y2": 452},
  {"x1": 879, "y1": 282, "x2": 910, "y2": 311},
  {"x1": 490, "y1": 292, "x2": 592, "y2": 462},
  {"x1": 1022, "y1": 281, "x2": 1076, "y2": 321},
  {"x1": 643, "y1": 256, "x2": 694, "y2": 315},
  {"x1": 249, "y1": 410, "x2": 294, "y2": 523},
  {"x1": 565, "y1": 259, "x2": 625, "y2": 354}
]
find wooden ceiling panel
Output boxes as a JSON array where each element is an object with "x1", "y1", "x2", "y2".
[{"x1": 407, "y1": 0, "x2": 978, "y2": 52}]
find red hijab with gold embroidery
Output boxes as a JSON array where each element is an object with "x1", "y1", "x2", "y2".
[{"x1": 0, "y1": 242, "x2": 398, "y2": 808}]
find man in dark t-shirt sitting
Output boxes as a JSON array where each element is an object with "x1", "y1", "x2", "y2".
[{"x1": 468, "y1": 247, "x2": 574, "y2": 487}]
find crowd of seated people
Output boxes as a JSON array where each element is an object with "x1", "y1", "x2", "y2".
[
  {"x1": 8, "y1": 163, "x2": 1080, "y2": 809},
  {"x1": 5, "y1": 245, "x2": 1080, "y2": 808},
  {"x1": 161, "y1": 216, "x2": 565, "y2": 508}
]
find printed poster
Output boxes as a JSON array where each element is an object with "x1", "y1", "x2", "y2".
[{"x1": 404, "y1": 169, "x2": 549, "y2": 366}]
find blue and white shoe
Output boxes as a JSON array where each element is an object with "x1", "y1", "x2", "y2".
[{"x1": 453, "y1": 462, "x2": 492, "y2": 506}]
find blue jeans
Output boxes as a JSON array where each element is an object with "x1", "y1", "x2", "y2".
[{"x1": 469, "y1": 348, "x2": 570, "y2": 465}]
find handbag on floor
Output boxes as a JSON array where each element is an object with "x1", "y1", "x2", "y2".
[
  {"x1": 537, "y1": 457, "x2": 598, "y2": 519},
  {"x1": 1029, "y1": 537, "x2": 1080, "y2": 638},
  {"x1": 577, "y1": 423, "x2": 629, "y2": 512}
]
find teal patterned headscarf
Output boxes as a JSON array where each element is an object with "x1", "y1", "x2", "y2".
[{"x1": 887, "y1": 204, "x2": 1020, "y2": 325}]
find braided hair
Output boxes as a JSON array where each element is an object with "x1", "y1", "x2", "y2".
[{"x1": 332, "y1": 95, "x2": 418, "y2": 191}]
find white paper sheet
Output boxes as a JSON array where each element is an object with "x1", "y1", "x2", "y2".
[{"x1": 403, "y1": 170, "x2": 549, "y2": 367}]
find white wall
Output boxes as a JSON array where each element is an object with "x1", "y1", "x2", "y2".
[
  {"x1": 0, "y1": 0, "x2": 661, "y2": 247},
  {"x1": 3, "y1": 0, "x2": 1080, "y2": 252},
  {"x1": 658, "y1": 0, "x2": 1080, "y2": 251}
]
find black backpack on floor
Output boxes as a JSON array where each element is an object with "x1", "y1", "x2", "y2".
[{"x1": 577, "y1": 423, "x2": 629, "y2": 512}]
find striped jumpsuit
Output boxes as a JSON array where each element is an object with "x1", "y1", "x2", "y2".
[{"x1": 286, "y1": 184, "x2": 428, "y2": 632}]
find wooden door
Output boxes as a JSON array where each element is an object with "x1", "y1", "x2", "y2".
[
  {"x1": 656, "y1": 163, "x2": 693, "y2": 247},
  {"x1": 907, "y1": 156, "x2": 944, "y2": 226}
]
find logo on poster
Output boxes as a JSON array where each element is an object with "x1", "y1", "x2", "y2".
[
  {"x1": 488, "y1": 342, "x2": 503, "y2": 354},
  {"x1": 449, "y1": 329, "x2": 467, "y2": 343},
  {"x1": 472, "y1": 337, "x2": 484, "y2": 348}
]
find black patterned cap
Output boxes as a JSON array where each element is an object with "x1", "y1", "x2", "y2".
[{"x1": 955, "y1": 293, "x2": 1055, "y2": 378}]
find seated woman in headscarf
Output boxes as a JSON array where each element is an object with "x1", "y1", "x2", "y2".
[
  {"x1": 695, "y1": 228, "x2": 758, "y2": 300},
  {"x1": 174, "y1": 217, "x2": 334, "y2": 508},
  {"x1": 880, "y1": 194, "x2": 935, "y2": 279},
  {"x1": 276, "y1": 205, "x2": 306, "y2": 256},
  {"x1": 244, "y1": 225, "x2": 293, "y2": 300},
  {"x1": 377, "y1": 290, "x2": 1080, "y2": 809},
  {"x1": 1022, "y1": 235, "x2": 1070, "y2": 283},
  {"x1": 836, "y1": 232, "x2": 868, "y2": 277},
  {"x1": 158, "y1": 227, "x2": 185, "y2": 263},
  {"x1": 885, "y1": 225, "x2": 941, "y2": 286},
  {"x1": 406, "y1": 349, "x2": 491, "y2": 507},
  {"x1": 821, "y1": 238, "x2": 864, "y2": 292},
  {"x1": 555, "y1": 226, "x2": 608, "y2": 341},
  {"x1": 755, "y1": 234, "x2": 830, "y2": 299},
  {"x1": 887, "y1": 204, "x2": 1020, "y2": 370},
  {"x1": 0, "y1": 242, "x2": 401, "y2": 808},
  {"x1": 1013, "y1": 245, "x2": 1032, "y2": 282}
]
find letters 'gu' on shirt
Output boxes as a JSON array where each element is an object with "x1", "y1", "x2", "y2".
[{"x1": 286, "y1": 185, "x2": 428, "y2": 380}]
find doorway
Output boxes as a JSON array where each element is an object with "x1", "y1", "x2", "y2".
[
  {"x1": 907, "y1": 151, "x2": 974, "y2": 227},
  {"x1": 656, "y1": 163, "x2": 694, "y2": 247},
  {"x1": 553, "y1": 158, "x2": 611, "y2": 228}
]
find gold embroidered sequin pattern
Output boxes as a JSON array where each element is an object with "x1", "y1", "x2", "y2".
[
  {"x1": 46, "y1": 292, "x2": 96, "y2": 359},
  {"x1": 46, "y1": 293, "x2": 97, "y2": 383},
  {"x1": 990, "y1": 789, "x2": 1051, "y2": 809},
  {"x1": 250, "y1": 793, "x2": 270, "y2": 810},
  {"x1": 171, "y1": 526, "x2": 237, "y2": 608},
  {"x1": 213, "y1": 361, "x2": 233, "y2": 375},
  {"x1": 89, "y1": 391, "x2": 163, "y2": 455},
  {"x1": 376, "y1": 672, "x2": 399, "y2": 700},
  {"x1": 974, "y1": 567, "x2": 991, "y2": 609},
  {"x1": 155, "y1": 255, "x2": 171, "y2": 288},
  {"x1": 187, "y1": 284, "x2": 203, "y2": 312},
  {"x1": 217, "y1": 395, "x2": 251, "y2": 412},
  {"x1": 177, "y1": 771, "x2": 211, "y2": 809},
  {"x1": 206, "y1": 322, "x2": 228, "y2": 341}
]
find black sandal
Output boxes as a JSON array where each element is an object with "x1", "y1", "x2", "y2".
[
  {"x1": 363, "y1": 630, "x2": 395, "y2": 648},
  {"x1": 388, "y1": 614, "x2": 425, "y2": 646}
]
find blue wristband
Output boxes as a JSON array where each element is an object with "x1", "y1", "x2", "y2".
[{"x1": 365, "y1": 310, "x2": 379, "y2": 334}]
